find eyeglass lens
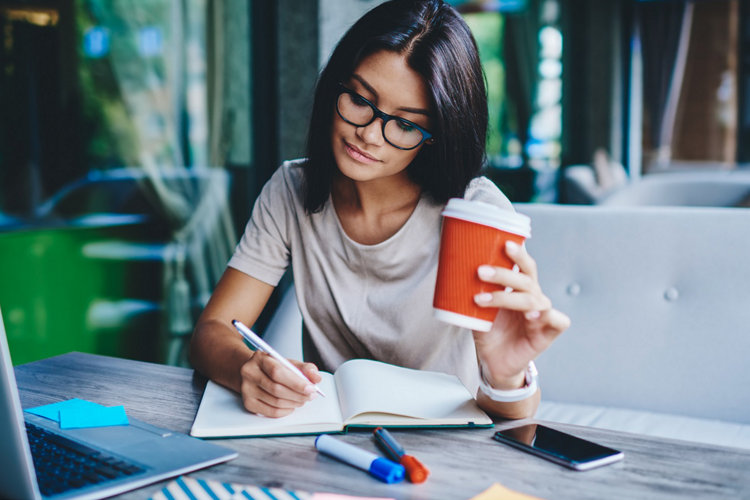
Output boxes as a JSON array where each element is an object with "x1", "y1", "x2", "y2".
[{"x1": 337, "y1": 91, "x2": 426, "y2": 150}]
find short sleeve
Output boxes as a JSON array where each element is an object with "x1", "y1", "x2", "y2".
[
  {"x1": 464, "y1": 176, "x2": 514, "y2": 211},
  {"x1": 227, "y1": 164, "x2": 298, "y2": 286}
]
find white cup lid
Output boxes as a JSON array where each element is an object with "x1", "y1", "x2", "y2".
[{"x1": 441, "y1": 198, "x2": 531, "y2": 238}]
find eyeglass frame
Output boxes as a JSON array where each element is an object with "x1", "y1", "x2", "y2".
[{"x1": 334, "y1": 83, "x2": 434, "y2": 151}]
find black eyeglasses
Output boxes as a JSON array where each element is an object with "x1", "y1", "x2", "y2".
[{"x1": 335, "y1": 83, "x2": 434, "y2": 150}]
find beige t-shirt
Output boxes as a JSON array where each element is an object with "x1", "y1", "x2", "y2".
[{"x1": 228, "y1": 159, "x2": 513, "y2": 392}]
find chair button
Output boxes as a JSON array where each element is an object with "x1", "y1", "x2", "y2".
[
  {"x1": 664, "y1": 287, "x2": 679, "y2": 301},
  {"x1": 566, "y1": 283, "x2": 581, "y2": 296}
]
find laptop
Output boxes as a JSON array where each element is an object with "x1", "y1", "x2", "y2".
[{"x1": 0, "y1": 308, "x2": 238, "y2": 499}]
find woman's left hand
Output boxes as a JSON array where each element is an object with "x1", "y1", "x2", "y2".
[{"x1": 472, "y1": 240, "x2": 570, "y2": 390}]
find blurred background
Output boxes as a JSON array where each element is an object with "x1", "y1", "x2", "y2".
[{"x1": 1, "y1": 0, "x2": 747, "y2": 365}]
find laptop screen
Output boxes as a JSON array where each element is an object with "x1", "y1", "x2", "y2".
[
  {"x1": 0, "y1": 308, "x2": 45, "y2": 499},
  {"x1": 0, "y1": 306, "x2": 237, "y2": 500}
]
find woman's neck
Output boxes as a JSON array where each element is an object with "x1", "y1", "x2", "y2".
[{"x1": 331, "y1": 173, "x2": 422, "y2": 245}]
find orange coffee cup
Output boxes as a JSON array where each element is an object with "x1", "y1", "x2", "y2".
[{"x1": 433, "y1": 198, "x2": 531, "y2": 332}]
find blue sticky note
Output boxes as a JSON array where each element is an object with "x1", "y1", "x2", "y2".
[
  {"x1": 59, "y1": 405, "x2": 129, "y2": 430},
  {"x1": 25, "y1": 398, "x2": 106, "y2": 423}
]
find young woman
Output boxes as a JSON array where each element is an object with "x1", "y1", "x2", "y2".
[{"x1": 189, "y1": 0, "x2": 570, "y2": 420}]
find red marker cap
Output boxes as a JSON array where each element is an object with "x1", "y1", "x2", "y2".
[{"x1": 400, "y1": 454, "x2": 430, "y2": 483}]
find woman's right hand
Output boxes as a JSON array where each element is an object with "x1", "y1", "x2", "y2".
[
  {"x1": 189, "y1": 268, "x2": 321, "y2": 418},
  {"x1": 238, "y1": 352, "x2": 322, "y2": 417}
]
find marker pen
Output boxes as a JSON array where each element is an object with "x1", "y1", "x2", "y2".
[
  {"x1": 314, "y1": 434, "x2": 405, "y2": 483},
  {"x1": 373, "y1": 427, "x2": 430, "y2": 483}
]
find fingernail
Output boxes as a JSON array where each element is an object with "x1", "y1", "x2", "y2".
[
  {"x1": 303, "y1": 385, "x2": 315, "y2": 394},
  {"x1": 477, "y1": 265, "x2": 495, "y2": 279},
  {"x1": 525, "y1": 310, "x2": 541, "y2": 320},
  {"x1": 506, "y1": 241, "x2": 520, "y2": 254},
  {"x1": 475, "y1": 293, "x2": 493, "y2": 304}
]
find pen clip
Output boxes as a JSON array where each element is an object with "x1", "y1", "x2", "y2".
[{"x1": 373, "y1": 427, "x2": 403, "y2": 461}]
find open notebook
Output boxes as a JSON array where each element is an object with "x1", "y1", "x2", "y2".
[{"x1": 190, "y1": 359, "x2": 493, "y2": 438}]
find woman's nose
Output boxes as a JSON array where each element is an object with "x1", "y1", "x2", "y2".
[{"x1": 356, "y1": 118, "x2": 385, "y2": 146}]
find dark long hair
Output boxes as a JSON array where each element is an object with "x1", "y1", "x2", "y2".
[{"x1": 303, "y1": 0, "x2": 487, "y2": 213}]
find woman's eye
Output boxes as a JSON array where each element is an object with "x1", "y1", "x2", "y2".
[
  {"x1": 351, "y1": 94, "x2": 369, "y2": 107},
  {"x1": 396, "y1": 120, "x2": 417, "y2": 132}
]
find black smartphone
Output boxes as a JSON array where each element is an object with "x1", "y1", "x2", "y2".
[{"x1": 493, "y1": 423, "x2": 624, "y2": 471}]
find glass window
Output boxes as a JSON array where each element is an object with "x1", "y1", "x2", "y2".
[
  {"x1": 463, "y1": 11, "x2": 508, "y2": 160},
  {"x1": 0, "y1": 1, "x2": 240, "y2": 366},
  {"x1": 635, "y1": 0, "x2": 740, "y2": 173},
  {"x1": 77, "y1": 0, "x2": 209, "y2": 170},
  {"x1": 458, "y1": 0, "x2": 562, "y2": 201},
  {"x1": 0, "y1": 0, "x2": 218, "y2": 214}
]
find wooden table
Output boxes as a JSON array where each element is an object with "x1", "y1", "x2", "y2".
[{"x1": 14, "y1": 352, "x2": 750, "y2": 500}]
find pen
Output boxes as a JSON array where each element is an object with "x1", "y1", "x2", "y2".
[
  {"x1": 231, "y1": 319, "x2": 325, "y2": 397},
  {"x1": 315, "y1": 434, "x2": 405, "y2": 483},
  {"x1": 373, "y1": 427, "x2": 430, "y2": 483}
]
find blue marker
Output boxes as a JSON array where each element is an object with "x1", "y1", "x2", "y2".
[{"x1": 315, "y1": 434, "x2": 405, "y2": 483}]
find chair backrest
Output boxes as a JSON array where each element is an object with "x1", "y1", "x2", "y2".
[
  {"x1": 261, "y1": 284, "x2": 304, "y2": 361},
  {"x1": 601, "y1": 170, "x2": 750, "y2": 207},
  {"x1": 515, "y1": 203, "x2": 750, "y2": 423},
  {"x1": 262, "y1": 203, "x2": 750, "y2": 424}
]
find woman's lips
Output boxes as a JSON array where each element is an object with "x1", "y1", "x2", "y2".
[{"x1": 345, "y1": 142, "x2": 379, "y2": 163}]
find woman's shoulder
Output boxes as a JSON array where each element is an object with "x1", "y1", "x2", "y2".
[
  {"x1": 263, "y1": 158, "x2": 308, "y2": 197},
  {"x1": 251, "y1": 159, "x2": 310, "y2": 218},
  {"x1": 463, "y1": 176, "x2": 513, "y2": 210},
  {"x1": 279, "y1": 158, "x2": 308, "y2": 184}
]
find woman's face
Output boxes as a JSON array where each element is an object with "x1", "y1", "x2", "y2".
[{"x1": 331, "y1": 50, "x2": 433, "y2": 185}]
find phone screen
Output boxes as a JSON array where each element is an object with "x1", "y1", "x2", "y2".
[{"x1": 493, "y1": 424, "x2": 624, "y2": 470}]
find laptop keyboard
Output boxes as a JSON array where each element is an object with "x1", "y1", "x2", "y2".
[{"x1": 26, "y1": 422, "x2": 145, "y2": 496}]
